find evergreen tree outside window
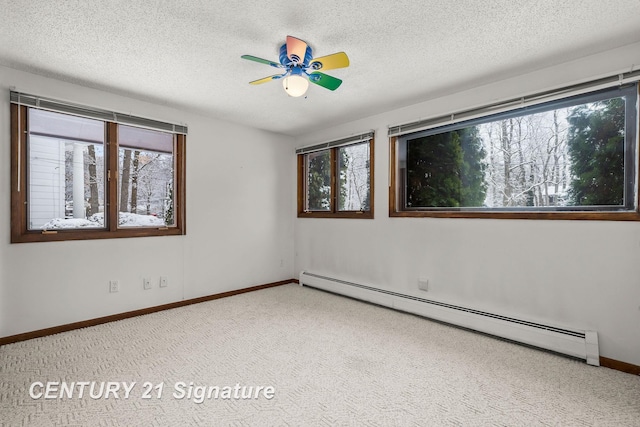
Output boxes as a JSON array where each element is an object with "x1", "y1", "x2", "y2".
[
  {"x1": 567, "y1": 98, "x2": 626, "y2": 206},
  {"x1": 406, "y1": 127, "x2": 486, "y2": 208},
  {"x1": 305, "y1": 150, "x2": 331, "y2": 211},
  {"x1": 392, "y1": 84, "x2": 638, "y2": 219}
]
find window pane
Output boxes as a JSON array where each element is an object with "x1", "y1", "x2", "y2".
[
  {"x1": 338, "y1": 142, "x2": 371, "y2": 211},
  {"x1": 118, "y1": 125, "x2": 175, "y2": 227},
  {"x1": 28, "y1": 109, "x2": 105, "y2": 230},
  {"x1": 306, "y1": 150, "x2": 331, "y2": 211},
  {"x1": 403, "y1": 91, "x2": 634, "y2": 211}
]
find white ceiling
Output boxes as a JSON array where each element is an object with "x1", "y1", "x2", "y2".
[{"x1": 1, "y1": 0, "x2": 640, "y2": 137}]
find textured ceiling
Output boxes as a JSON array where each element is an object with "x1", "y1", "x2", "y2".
[{"x1": 1, "y1": 0, "x2": 640, "y2": 137}]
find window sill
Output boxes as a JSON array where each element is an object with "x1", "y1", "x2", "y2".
[
  {"x1": 298, "y1": 211, "x2": 374, "y2": 219},
  {"x1": 11, "y1": 227, "x2": 184, "y2": 244},
  {"x1": 389, "y1": 210, "x2": 640, "y2": 221}
]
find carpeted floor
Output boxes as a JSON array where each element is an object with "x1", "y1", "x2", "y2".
[{"x1": 1, "y1": 283, "x2": 639, "y2": 426}]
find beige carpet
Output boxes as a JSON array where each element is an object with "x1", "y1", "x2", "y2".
[{"x1": 1, "y1": 283, "x2": 639, "y2": 426}]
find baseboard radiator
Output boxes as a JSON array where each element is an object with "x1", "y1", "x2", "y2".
[{"x1": 299, "y1": 272, "x2": 599, "y2": 366}]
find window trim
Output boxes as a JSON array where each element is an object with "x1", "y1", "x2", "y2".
[
  {"x1": 389, "y1": 84, "x2": 640, "y2": 221},
  {"x1": 10, "y1": 104, "x2": 186, "y2": 243},
  {"x1": 297, "y1": 137, "x2": 374, "y2": 219}
]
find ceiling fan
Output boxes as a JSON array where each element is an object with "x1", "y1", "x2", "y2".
[{"x1": 241, "y1": 36, "x2": 350, "y2": 97}]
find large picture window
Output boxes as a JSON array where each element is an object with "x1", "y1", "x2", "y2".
[
  {"x1": 391, "y1": 84, "x2": 639, "y2": 220},
  {"x1": 11, "y1": 93, "x2": 186, "y2": 242},
  {"x1": 297, "y1": 133, "x2": 374, "y2": 218}
]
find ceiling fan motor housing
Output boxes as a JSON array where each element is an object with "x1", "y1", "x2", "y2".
[{"x1": 279, "y1": 44, "x2": 313, "y2": 67}]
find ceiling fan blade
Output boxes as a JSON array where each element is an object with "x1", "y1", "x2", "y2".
[
  {"x1": 308, "y1": 52, "x2": 350, "y2": 71},
  {"x1": 241, "y1": 55, "x2": 283, "y2": 68},
  {"x1": 286, "y1": 36, "x2": 308, "y2": 62},
  {"x1": 249, "y1": 74, "x2": 284, "y2": 85},
  {"x1": 308, "y1": 72, "x2": 343, "y2": 91}
]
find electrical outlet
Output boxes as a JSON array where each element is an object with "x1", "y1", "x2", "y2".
[
  {"x1": 143, "y1": 277, "x2": 151, "y2": 290},
  {"x1": 418, "y1": 276, "x2": 429, "y2": 291},
  {"x1": 159, "y1": 276, "x2": 168, "y2": 288},
  {"x1": 109, "y1": 280, "x2": 119, "y2": 293}
]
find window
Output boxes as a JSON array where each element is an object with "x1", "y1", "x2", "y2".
[
  {"x1": 117, "y1": 125, "x2": 176, "y2": 228},
  {"x1": 297, "y1": 133, "x2": 374, "y2": 218},
  {"x1": 11, "y1": 92, "x2": 186, "y2": 242},
  {"x1": 390, "y1": 83, "x2": 639, "y2": 220}
]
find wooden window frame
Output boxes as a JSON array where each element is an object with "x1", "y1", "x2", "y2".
[
  {"x1": 10, "y1": 104, "x2": 186, "y2": 243},
  {"x1": 389, "y1": 84, "x2": 640, "y2": 221},
  {"x1": 297, "y1": 139, "x2": 374, "y2": 219}
]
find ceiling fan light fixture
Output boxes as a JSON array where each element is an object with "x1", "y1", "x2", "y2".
[{"x1": 282, "y1": 74, "x2": 309, "y2": 97}]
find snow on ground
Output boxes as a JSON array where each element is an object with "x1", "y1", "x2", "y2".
[
  {"x1": 42, "y1": 218, "x2": 100, "y2": 229},
  {"x1": 117, "y1": 212, "x2": 166, "y2": 227},
  {"x1": 42, "y1": 212, "x2": 166, "y2": 229}
]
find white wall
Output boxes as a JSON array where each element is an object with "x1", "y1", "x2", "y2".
[
  {"x1": 294, "y1": 42, "x2": 640, "y2": 366},
  {"x1": 0, "y1": 65, "x2": 295, "y2": 338}
]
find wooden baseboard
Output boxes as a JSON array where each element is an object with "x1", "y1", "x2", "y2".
[
  {"x1": 600, "y1": 356, "x2": 640, "y2": 376},
  {"x1": 0, "y1": 279, "x2": 296, "y2": 346}
]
